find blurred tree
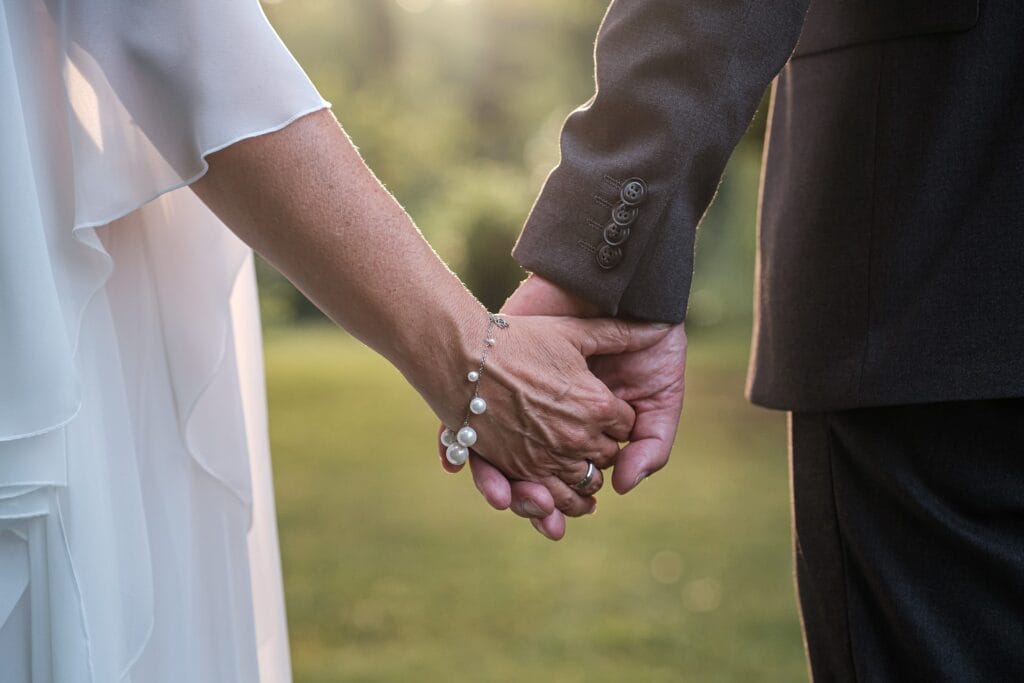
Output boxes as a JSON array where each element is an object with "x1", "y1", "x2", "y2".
[
  {"x1": 420, "y1": 163, "x2": 533, "y2": 310},
  {"x1": 258, "y1": 0, "x2": 766, "y2": 333}
]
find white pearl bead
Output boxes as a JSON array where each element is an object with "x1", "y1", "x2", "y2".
[
  {"x1": 467, "y1": 371, "x2": 480, "y2": 382},
  {"x1": 485, "y1": 338, "x2": 496, "y2": 346},
  {"x1": 446, "y1": 443, "x2": 468, "y2": 466},
  {"x1": 440, "y1": 429, "x2": 456, "y2": 447},
  {"x1": 456, "y1": 426, "x2": 477, "y2": 447},
  {"x1": 469, "y1": 397, "x2": 487, "y2": 415}
]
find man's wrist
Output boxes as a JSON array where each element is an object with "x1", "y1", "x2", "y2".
[{"x1": 503, "y1": 274, "x2": 602, "y2": 318}]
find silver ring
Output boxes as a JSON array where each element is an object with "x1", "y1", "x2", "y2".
[{"x1": 573, "y1": 460, "x2": 596, "y2": 491}]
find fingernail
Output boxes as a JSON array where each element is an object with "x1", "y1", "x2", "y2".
[
  {"x1": 589, "y1": 500, "x2": 598, "y2": 515},
  {"x1": 652, "y1": 322, "x2": 672, "y2": 329},
  {"x1": 633, "y1": 471, "x2": 650, "y2": 489},
  {"x1": 521, "y1": 500, "x2": 543, "y2": 517}
]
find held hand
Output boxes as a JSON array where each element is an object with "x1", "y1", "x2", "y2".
[
  {"x1": 590, "y1": 320, "x2": 687, "y2": 492},
  {"x1": 445, "y1": 275, "x2": 686, "y2": 540},
  {"x1": 429, "y1": 311, "x2": 670, "y2": 518}
]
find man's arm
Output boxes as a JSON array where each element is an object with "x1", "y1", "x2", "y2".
[
  {"x1": 474, "y1": 1, "x2": 811, "y2": 539},
  {"x1": 513, "y1": 0, "x2": 810, "y2": 322}
]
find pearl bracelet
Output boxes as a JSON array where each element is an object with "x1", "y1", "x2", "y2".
[{"x1": 440, "y1": 313, "x2": 510, "y2": 465}]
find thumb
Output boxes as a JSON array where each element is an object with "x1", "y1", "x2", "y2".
[{"x1": 566, "y1": 317, "x2": 673, "y2": 357}]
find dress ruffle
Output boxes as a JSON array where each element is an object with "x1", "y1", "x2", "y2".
[{"x1": 0, "y1": 1, "x2": 329, "y2": 680}]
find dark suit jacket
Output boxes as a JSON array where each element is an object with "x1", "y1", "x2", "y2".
[{"x1": 513, "y1": 0, "x2": 1024, "y2": 411}]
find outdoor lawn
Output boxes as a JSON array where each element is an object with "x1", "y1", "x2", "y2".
[{"x1": 266, "y1": 326, "x2": 808, "y2": 682}]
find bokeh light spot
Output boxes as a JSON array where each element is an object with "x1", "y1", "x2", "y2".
[
  {"x1": 682, "y1": 578, "x2": 722, "y2": 613},
  {"x1": 650, "y1": 550, "x2": 684, "y2": 585}
]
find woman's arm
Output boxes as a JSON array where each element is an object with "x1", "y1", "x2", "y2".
[
  {"x1": 192, "y1": 110, "x2": 668, "y2": 516},
  {"x1": 194, "y1": 110, "x2": 476, "y2": 381}
]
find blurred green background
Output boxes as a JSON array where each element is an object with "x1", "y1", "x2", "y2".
[{"x1": 259, "y1": 0, "x2": 804, "y2": 680}]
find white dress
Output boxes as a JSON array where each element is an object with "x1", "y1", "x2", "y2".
[{"x1": 0, "y1": 1, "x2": 329, "y2": 680}]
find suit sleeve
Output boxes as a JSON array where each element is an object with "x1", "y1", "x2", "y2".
[{"x1": 512, "y1": 0, "x2": 810, "y2": 323}]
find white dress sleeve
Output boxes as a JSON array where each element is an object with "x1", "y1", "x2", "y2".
[
  {"x1": 1, "y1": 0, "x2": 329, "y2": 442},
  {"x1": 60, "y1": 0, "x2": 331, "y2": 228},
  {"x1": 0, "y1": 1, "x2": 329, "y2": 681}
]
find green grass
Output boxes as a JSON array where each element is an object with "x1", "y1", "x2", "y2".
[{"x1": 265, "y1": 326, "x2": 807, "y2": 682}]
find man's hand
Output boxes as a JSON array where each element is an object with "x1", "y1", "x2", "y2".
[{"x1": 439, "y1": 275, "x2": 686, "y2": 540}]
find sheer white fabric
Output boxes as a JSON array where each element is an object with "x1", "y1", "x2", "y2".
[{"x1": 0, "y1": 0, "x2": 329, "y2": 680}]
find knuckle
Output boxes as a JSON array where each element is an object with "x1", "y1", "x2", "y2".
[
  {"x1": 553, "y1": 493, "x2": 576, "y2": 514},
  {"x1": 616, "y1": 320, "x2": 632, "y2": 349},
  {"x1": 595, "y1": 319, "x2": 629, "y2": 352},
  {"x1": 574, "y1": 432, "x2": 595, "y2": 453},
  {"x1": 510, "y1": 499, "x2": 532, "y2": 517},
  {"x1": 551, "y1": 488, "x2": 584, "y2": 517},
  {"x1": 562, "y1": 429, "x2": 590, "y2": 453},
  {"x1": 592, "y1": 391, "x2": 617, "y2": 418},
  {"x1": 562, "y1": 504, "x2": 587, "y2": 518}
]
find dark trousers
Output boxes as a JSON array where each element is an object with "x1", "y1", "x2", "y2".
[{"x1": 790, "y1": 400, "x2": 1024, "y2": 682}]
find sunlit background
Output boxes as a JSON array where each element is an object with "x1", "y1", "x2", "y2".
[{"x1": 258, "y1": 1, "x2": 805, "y2": 680}]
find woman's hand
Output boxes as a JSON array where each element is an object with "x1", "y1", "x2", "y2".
[{"x1": 425, "y1": 313, "x2": 670, "y2": 517}]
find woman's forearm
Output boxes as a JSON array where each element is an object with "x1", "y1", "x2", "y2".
[
  {"x1": 191, "y1": 109, "x2": 669, "y2": 514},
  {"x1": 192, "y1": 110, "x2": 482, "y2": 402}
]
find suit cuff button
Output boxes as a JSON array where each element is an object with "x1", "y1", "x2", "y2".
[
  {"x1": 620, "y1": 178, "x2": 648, "y2": 206},
  {"x1": 611, "y1": 202, "x2": 638, "y2": 226},
  {"x1": 603, "y1": 222, "x2": 630, "y2": 246},
  {"x1": 596, "y1": 244, "x2": 623, "y2": 270}
]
